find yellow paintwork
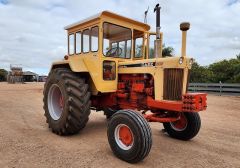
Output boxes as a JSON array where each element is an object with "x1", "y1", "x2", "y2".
[{"x1": 50, "y1": 11, "x2": 192, "y2": 100}]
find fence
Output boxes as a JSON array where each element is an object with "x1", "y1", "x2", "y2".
[{"x1": 188, "y1": 83, "x2": 240, "y2": 95}]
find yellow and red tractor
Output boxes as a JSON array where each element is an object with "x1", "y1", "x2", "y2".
[{"x1": 43, "y1": 4, "x2": 207, "y2": 163}]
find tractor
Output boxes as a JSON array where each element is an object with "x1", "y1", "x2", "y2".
[{"x1": 43, "y1": 4, "x2": 207, "y2": 163}]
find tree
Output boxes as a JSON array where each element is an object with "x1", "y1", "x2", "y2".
[
  {"x1": 236, "y1": 53, "x2": 240, "y2": 60},
  {"x1": 162, "y1": 44, "x2": 174, "y2": 57},
  {"x1": 190, "y1": 57, "x2": 240, "y2": 83},
  {"x1": 148, "y1": 44, "x2": 174, "y2": 58},
  {"x1": 190, "y1": 62, "x2": 213, "y2": 83},
  {"x1": 208, "y1": 58, "x2": 240, "y2": 83},
  {"x1": 0, "y1": 69, "x2": 8, "y2": 81}
]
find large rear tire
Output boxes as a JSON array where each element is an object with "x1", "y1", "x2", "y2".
[
  {"x1": 163, "y1": 112, "x2": 201, "y2": 140},
  {"x1": 107, "y1": 110, "x2": 152, "y2": 163},
  {"x1": 43, "y1": 68, "x2": 91, "y2": 135}
]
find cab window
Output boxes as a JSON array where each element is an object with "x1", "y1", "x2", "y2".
[
  {"x1": 91, "y1": 26, "x2": 99, "y2": 52},
  {"x1": 68, "y1": 34, "x2": 74, "y2": 55},
  {"x1": 83, "y1": 29, "x2": 90, "y2": 53},
  {"x1": 133, "y1": 30, "x2": 144, "y2": 58},
  {"x1": 149, "y1": 34, "x2": 156, "y2": 58},
  {"x1": 103, "y1": 22, "x2": 132, "y2": 58},
  {"x1": 126, "y1": 40, "x2": 131, "y2": 58},
  {"x1": 76, "y1": 31, "x2": 81, "y2": 54}
]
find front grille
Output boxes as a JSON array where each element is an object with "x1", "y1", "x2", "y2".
[{"x1": 163, "y1": 68, "x2": 184, "y2": 100}]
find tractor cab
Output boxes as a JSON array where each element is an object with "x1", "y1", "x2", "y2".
[
  {"x1": 62, "y1": 11, "x2": 155, "y2": 92},
  {"x1": 64, "y1": 11, "x2": 150, "y2": 61}
]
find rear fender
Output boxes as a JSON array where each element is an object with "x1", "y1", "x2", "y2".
[{"x1": 50, "y1": 60, "x2": 87, "y2": 72}]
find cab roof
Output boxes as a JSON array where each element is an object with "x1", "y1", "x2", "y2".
[{"x1": 64, "y1": 11, "x2": 150, "y2": 31}]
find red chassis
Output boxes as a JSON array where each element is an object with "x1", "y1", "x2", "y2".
[
  {"x1": 144, "y1": 93, "x2": 207, "y2": 122},
  {"x1": 91, "y1": 74, "x2": 207, "y2": 122}
]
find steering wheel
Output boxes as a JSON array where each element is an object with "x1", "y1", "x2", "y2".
[{"x1": 106, "y1": 47, "x2": 122, "y2": 57}]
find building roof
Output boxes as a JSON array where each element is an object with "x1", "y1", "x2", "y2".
[
  {"x1": 64, "y1": 11, "x2": 150, "y2": 31},
  {"x1": 23, "y1": 71, "x2": 38, "y2": 76}
]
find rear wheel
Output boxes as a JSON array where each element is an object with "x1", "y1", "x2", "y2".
[
  {"x1": 107, "y1": 110, "x2": 152, "y2": 163},
  {"x1": 43, "y1": 68, "x2": 91, "y2": 135},
  {"x1": 163, "y1": 112, "x2": 201, "y2": 140}
]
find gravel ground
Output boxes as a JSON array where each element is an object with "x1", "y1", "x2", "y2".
[{"x1": 0, "y1": 82, "x2": 239, "y2": 168}]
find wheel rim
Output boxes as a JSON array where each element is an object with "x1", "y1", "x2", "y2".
[
  {"x1": 170, "y1": 113, "x2": 188, "y2": 131},
  {"x1": 48, "y1": 84, "x2": 64, "y2": 120},
  {"x1": 114, "y1": 124, "x2": 134, "y2": 150}
]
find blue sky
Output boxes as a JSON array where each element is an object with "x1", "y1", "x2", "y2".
[{"x1": 0, "y1": 0, "x2": 240, "y2": 75}]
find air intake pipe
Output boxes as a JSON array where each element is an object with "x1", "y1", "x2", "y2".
[
  {"x1": 154, "y1": 4, "x2": 163, "y2": 58},
  {"x1": 180, "y1": 22, "x2": 190, "y2": 57}
]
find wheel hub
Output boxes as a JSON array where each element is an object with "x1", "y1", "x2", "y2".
[
  {"x1": 170, "y1": 113, "x2": 188, "y2": 131},
  {"x1": 114, "y1": 124, "x2": 134, "y2": 150},
  {"x1": 119, "y1": 126, "x2": 133, "y2": 146},
  {"x1": 47, "y1": 84, "x2": 64, "y2": 120}
]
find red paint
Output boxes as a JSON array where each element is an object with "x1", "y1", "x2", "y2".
[
  {"x1": 170, "y1": 113, "x2": 188, "y2": 129},
  {"x1": 119, "y1": 126, "x2": 133, "y2": 146},
  {"x1": 144, "y1": 113, "x2": 179, "y2": 122},
  {"x1": 91, "y1": 74, "x2": 207, "y2": 123}
]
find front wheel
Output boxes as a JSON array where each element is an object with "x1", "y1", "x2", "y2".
[
  {"x1": 163, "y1": 112, "x2": 201, "y2": 140},
  {"x1": 107, "y1": 110, "x2": 152, "y2": 163}
]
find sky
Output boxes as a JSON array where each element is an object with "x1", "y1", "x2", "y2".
[{"x1": 0, "y1": 0, "x2": 240, "y2": 75}]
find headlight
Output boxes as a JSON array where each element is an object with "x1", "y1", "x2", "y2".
[
  {"x1": 179, "y1": 57, "x2": 184, "y2": 64},
  {"x1": 189, "y1": 58, "x2": 194, "y2": 65}
]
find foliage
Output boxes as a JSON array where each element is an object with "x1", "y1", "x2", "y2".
[
  {"x1": 162, "y1": 44, "x2": 174, "y2": 57},
  {"x1": 149, "y1": 44, "x2": 174, "y2": 58},
  {"x1": 0, "y1": 69, "x2": 8, "y2": 81},
  {"x1": 236, "y1": 53, "x2": 240, "y2": 60},
  {"x1": 189, "y1": 62, "x2": 213, "y2": 83},
  {"x1": 190, "y1": 56, "x2": 240, "y2": 83}
]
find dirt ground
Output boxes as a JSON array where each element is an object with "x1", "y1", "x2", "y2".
[{"x1": 0, "y1": 83, "x2": 239, "y2": 168}]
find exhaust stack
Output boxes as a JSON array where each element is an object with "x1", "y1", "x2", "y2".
[
  {"x1": 154, "y1": 4, "x2": 162, "y2": 58},
  {"x1": 180, "y1": 22, "x2": 190, "y2": 57}
]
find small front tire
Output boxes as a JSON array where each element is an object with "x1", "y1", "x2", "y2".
[
  {"x1": 163, "y1": 112, "x2": 201, "y2": 140},
  {"x1": 107, "y1": 110, "x2": 152, "y2": 163}
]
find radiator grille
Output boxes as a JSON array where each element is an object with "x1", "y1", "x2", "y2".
[{"x1": 163, "y1": 68, "x2": 184, "y2": 100}]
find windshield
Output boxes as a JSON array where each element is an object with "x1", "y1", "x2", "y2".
[{"x1": 103, "y1": 22, "x2": 132, "y2": 58}]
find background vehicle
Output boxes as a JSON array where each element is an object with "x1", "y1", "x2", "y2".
[{"x1": 43, "y1": 4, "x2": 207, "y2": 163}]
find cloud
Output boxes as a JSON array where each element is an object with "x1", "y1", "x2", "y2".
[{"x1": 0, "y1": 0, "x2": 240, "y2": 75}]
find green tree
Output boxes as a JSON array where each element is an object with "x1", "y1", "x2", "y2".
[
  {"x1": 236, "y1": 53, "x2": 240, "y2": 60},
  {"x1": 208, "y1": 58, "x2": 240, "y2": 83},
  {"x1": 148, "y1": 44, "x2": 174, "y2": 58},
  {"x1": 162, "y1": 44, "x2": 174, "y2": 57},
  {"x1": 190, "y1": 62, "x2": 213, "y2": 83},
  {"x1": 0, "y1": 69, "x2": 8, "y2": 81}
]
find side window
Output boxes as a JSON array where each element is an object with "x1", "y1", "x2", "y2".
[
  {"x1": 119, "y1": 41, "x2": 125, "y2": 58},
  {"x1": 91, "y1": 26, "x2": 99, "y2": 52},
  {"x1": 103, "y1": 38, "x2": 110, "y2": 54},
  {"x1": 76, "y1": 32, "x2": 81, "y2": 54},
  {"x1": 111, "y1": 42, "x2": 117, "y2": 48},
  {"x1": 83, "y1": 29, "x2": 90, "y2": 53},
  {"x1": 126, "y1": 40, "x2": 131, "y2": 58},
  {"x1": 68, "y1": 34, "x2": 74, "y2": 55},
  {"x1": 135, "y1": 37, "x2": 143, "y2": 58},
  {"x1": 149, "y1": 34, "x2": 156, "y2": 58}
]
